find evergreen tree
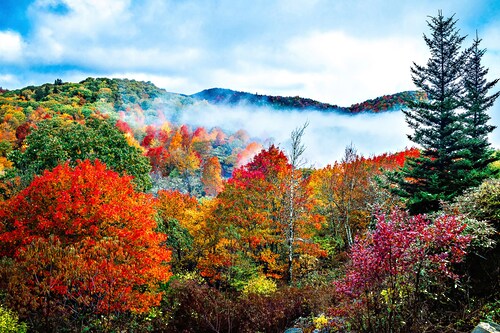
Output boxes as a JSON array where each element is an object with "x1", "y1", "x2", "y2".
[
  {"x1": 392, "y1": 12, "x2": 470, "y2": 214},
  {"x1": 461, "y1": 32, "x2": 499, "y2": 180}
]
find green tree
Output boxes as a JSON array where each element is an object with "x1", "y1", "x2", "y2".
[
  {"x1": 461, "y1": 32, "x2": 499, "y2": 181},
  {"x1": 9, "y1": 116, "x2": 152, "y2": 191},
  {"x1": 0, "y1": 305, "x2": 27, "y2": 333},
  {"x1": 392, "y1": 12, "x2": 471, "y2": 214}
]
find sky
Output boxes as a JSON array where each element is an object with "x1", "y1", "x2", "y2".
[{"x1": 0, "y1": 0, "x2": 499, "y2": 163}]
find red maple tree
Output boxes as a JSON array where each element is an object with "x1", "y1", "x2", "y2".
[{"x1": 0, "y1": 160, "x2": 171, "y2": 329}]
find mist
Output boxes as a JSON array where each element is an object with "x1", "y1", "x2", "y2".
[
  {"x1": 120, "y1": 90, "x2": 500, "y2": 168},
  {"x1": 173, "y1": 102, "x2": 413, "y2": 167}
]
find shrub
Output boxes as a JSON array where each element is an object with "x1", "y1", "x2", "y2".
[
  {"x1": 447, "y1": 179, "x2": 500, "y2": 314},
  {"x1": 163, "y1": 278, "x2": 333, "y2": 333},
  {"x1": 331, "y1": 209, "x2": 471, "y2": 333},
  {"x1": 0, "y1": 305, "x2": 27, "y2": 333},
  {"x1": 242, "y1": 275, "x2": 277, "y2": 295}
]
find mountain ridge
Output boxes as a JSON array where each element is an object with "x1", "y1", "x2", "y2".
[
  {"x1": 190, "y1": 87, "x2": 424, "y2": 114},
  {"x1": 2, "y1": 78, "x2": 425, "y2": 114}
]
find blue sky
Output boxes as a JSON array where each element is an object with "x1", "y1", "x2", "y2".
[{"x1": 0, "y1": 0, "x2": 499, "y2": 106}]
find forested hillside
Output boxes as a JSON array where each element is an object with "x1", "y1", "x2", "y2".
[
  {"x1": 0, "y1": 77, "x2": 425, "y2": 197},
  {"x1": 0, "y1": 77, "x2": 267, "y2": 197},
  {"x1": 191, "y1": 87, "x2": 425, "y2": 113}
]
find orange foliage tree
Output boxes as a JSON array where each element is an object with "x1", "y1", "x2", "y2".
[
  {"x1": 200, "y1": 146, "x2": 324, "y2": 287},
  {"x1": 202, "y1": 156, "x2": 223, "y2": 196},
  {"x1": 156, "y1": 189, "x2": 206, "y2": 272},
  {"x1": 0, "y1": 160, "x2": 171, "y2": 331},
  {"x1": 146, "y1": 125, "x2": 201, "y2": 192},
  {"x1": 310, "y1": 144, "x2": 372, "y2": 248},
  {"x1": 310, "y1": 146, "x2": 420, "y2": 249}
]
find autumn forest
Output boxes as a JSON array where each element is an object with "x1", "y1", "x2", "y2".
[{"x1": 0, "y1": 12, "x2": 499, "y2": 333}]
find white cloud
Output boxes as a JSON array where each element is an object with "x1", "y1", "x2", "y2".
[
  {"x1": 0, "y1": 31, "x2": 24, "y2": 63},
  {"x1": 204, "y1": 31, "x2": 429, "y2": 105},
  {"x1": 32, "y1": 0, "x2": 131, "y2": 36},
  {"x1": 71, "y1": 47, "x2": 202, "y2": 72},
  {"x1": 25, "y1": 0, "x2": 132, "y2": 62},
  {"x1": 0, "y1": 74, "x2": 22, "y2": 88},
  {"x1": 172, "y1": 103, "x2": 412, "y2": 165},
  {"x1": 19, "y1": 0, "x2": 207, "y2": 76},
  {"x1": 282, "y1": 31, "x2": 428, "y2": 105}
]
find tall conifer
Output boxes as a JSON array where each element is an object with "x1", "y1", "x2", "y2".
[
  {"x1": 461, "y1": 32, "x2": 499, "y2": 182},
  {"x1": 392, "y1": 12, "x2": 470, "y2": 213}
]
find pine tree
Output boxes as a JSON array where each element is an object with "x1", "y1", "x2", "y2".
[
  {"x1": 461, "y1": 32, "x2": 499, "y2": 181},
  {"x1": 392, "y1": 12, "x2": 470, "y2": 214}
]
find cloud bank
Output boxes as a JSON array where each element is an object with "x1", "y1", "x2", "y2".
[{"x1": 149, "y1": 101, "x2": 412, "y2": 166}]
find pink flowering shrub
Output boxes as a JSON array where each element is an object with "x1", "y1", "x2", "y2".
[{"x1": 331, "y1": 209, "x2": 471, "y2": 333}]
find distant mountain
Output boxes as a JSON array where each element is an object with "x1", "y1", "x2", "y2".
[
  {"x1": 3, "y1": 77, "x2": 427, "y2": 116},
  {"x1": 191, "y1": 88, "x2": 426, "y2": 114},
  {"x1": 6, "y1": 77, "x2": 198, "y2": 111},
  {"x1": 190, "y1": 88, "x2": 344, "y2": 112}
]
